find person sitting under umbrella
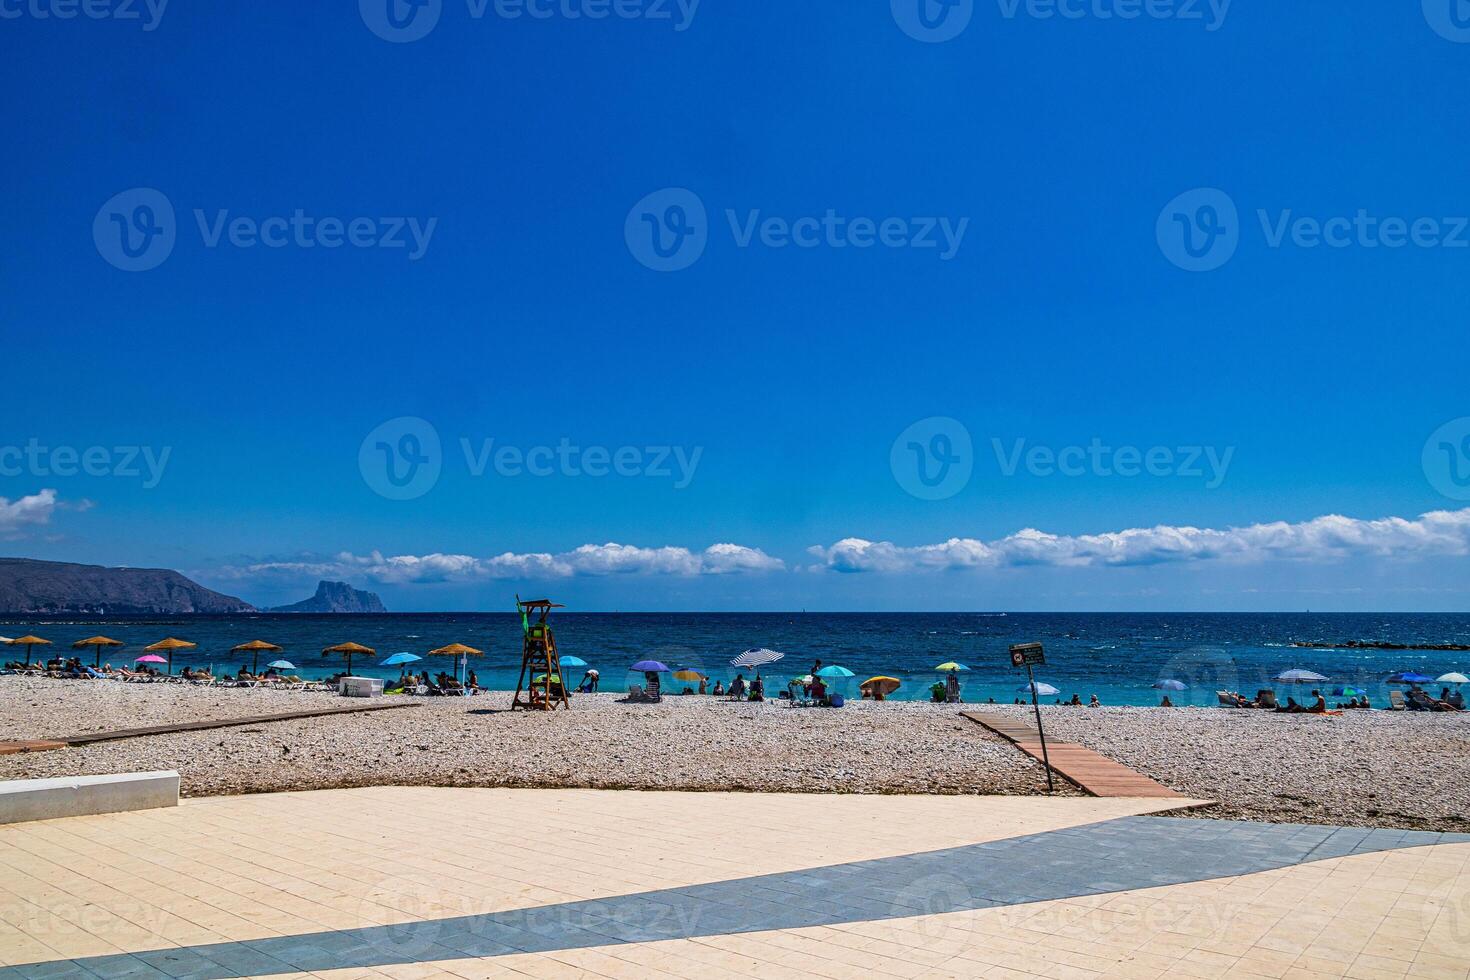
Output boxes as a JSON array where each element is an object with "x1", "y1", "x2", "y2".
[{"x1": 730, "y1": 674, "x2": 747, "y2": 698}]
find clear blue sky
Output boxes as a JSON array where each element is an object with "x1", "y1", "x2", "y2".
[{"x1": 3, "y1": 1, "x2": 1470, "y2": 611}]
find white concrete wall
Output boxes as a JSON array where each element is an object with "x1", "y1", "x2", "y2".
[{"x1": 0, "y1": 771, "x2": 179, "y2": 825}]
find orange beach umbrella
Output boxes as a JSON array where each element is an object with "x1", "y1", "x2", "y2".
[
  {"x1": 232, "y1": 639, "x2": 283, "y2": 675},
  {"x1": 145, "y1": 637, "x2": 196, "y2": 675},
  {"x1": 73, "y1": 635, "x2": 124, "y2": 669},
  {"x1": 6, "y1": 635, "x2": 51, "y2": 665},
  {"x1": 323, "y1": 641, "x2": 376, "y2": 676}
]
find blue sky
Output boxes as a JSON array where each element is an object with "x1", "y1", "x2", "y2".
[{"x1": 3, "y1": 0, "x2": 1470, "y2": 611}]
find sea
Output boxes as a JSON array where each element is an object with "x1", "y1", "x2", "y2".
[{"x1": 5, "y1": 612, "x2": 1470, "y2": 706}]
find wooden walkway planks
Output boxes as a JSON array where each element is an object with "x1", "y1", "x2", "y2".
[
  {"x1": 0, "y1": 701, "x2": 420, "y2": 755},
  {"x1": 961, "y1": 710, "x2": 1192, "y2": 800}
]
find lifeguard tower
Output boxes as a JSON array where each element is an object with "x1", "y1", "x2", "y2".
[{"x1": 511, "y1": 596, "x2": 571, "y2": 710}]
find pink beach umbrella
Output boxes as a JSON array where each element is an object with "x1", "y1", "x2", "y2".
[{"x1": 135, "y1": 654, "x2": 167, "y2": 664}]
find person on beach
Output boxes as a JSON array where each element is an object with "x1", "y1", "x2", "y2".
[
  {"x1": 945, "y1": 669, "x2": 961, "y2": 704},
  {"x1": 1088, "y1": 695, "x2": 1101, "y2": 707},
  {"x1": 698, "y1": 677, "x2": 707, "y2": 695},
  {"x1": 712, "y1": 679, "x2": 725, "y2": 696},
  {"x1": 750, "y1": 674, "x2": 765, "y2": 701},
  {"x1": 1160, "y1": 695, "x2": 1174, "y2": 707},
  {"x1": 466, "y1": 670, "x2": 480, "y2": 692},
  {"x1": 810, "y1": 675, "x2": 827, "y2": 705},
  {"x1": 731, "y1": 674, "x2": 747, "y2": 698},
  {"x1": 1069, "y1": 694, "x2": 1082, "y2": 706},
  {"x1": 1309, "y1": 690, "x2": 1328, "y2": 713}
]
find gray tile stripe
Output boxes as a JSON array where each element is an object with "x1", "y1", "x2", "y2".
[{"x1": 6, "y1": 816, "x2": 1467, "y2": 979}]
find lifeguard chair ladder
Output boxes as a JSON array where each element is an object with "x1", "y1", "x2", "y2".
[{"x1": 510, "y1": 595, "x2": 570, "y2": 711}]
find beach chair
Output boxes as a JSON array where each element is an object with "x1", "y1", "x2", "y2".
[
  {"x1": 1216, "y1": 691, "x2": 1235, "y2": 707},
  {"x1": 1255, "y1": 690, "x2": 1279, "y2": 710},
  {"x1": 1388, "y1": 690, "x2": 1407, "y2": 711}
]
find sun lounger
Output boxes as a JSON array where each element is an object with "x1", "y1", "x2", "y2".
[{"x1": 1388, "y1": 690, "x2": 1407, "y2": 711}]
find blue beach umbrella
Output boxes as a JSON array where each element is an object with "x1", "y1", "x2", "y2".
[
  {"x1": 1153, "y1": 679, "x2": 1188, "y2": 691},
  {"x1": 559, "y1": 655, "x2": 588, "y2": 668},
  {"x1": 631, "y1": 660, "x2": 670, "y2": 672},
  {"x1": 381, "y1": 652, "x2": 422, "y2": 667},
  {"x1": 1387, "y1": 671, "x2": 1435, "y2": 685},
  {"x1": 266, "y1": 660, "x2": 296, "y2": 671},
  {"x1": 814, "y1": 665, "x2": 855, "y2": 678}
]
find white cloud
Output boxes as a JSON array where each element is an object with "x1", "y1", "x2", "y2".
[
  {"x1": 219, "y1": 542, "x2": 783, "y2": 584},
  {"x1": 808, "y1": 508, "x2": 1470, "y2": 573},
  {"x1": 0, "y1": 489, "x2": 60, "y2": 537}
]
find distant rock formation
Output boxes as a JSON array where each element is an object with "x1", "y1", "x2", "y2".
[
  {"x1": 0, "y1": 557, "x2": 255, "y2": 614},
  {"x1": 267, "y1": 580, "x2": 387, "y2": 614},
  {"x1": 1291, "y1": 640, "x2": 1470, "y2": 652}
]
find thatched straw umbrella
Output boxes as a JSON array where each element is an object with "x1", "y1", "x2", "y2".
[
  {"x1": 323, "y1": 641, "x2": 376, "y2": 677},
  {"x1": 428, "y1": 642, "x2": 483, "y2": 685},
  {"x1": 73, "y1": 635, "x2": 124, "y2": 669},
  {"x1": 5, "y1": 635, "x2": 51, "y2": 667},
  {"x1": 232, "y1": 639, "x2": 283, "y2": 675},
  {"x1": 145, "y1": 637, "x2": 196, "y2": 675}
]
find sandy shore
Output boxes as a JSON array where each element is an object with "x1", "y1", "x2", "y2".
[{"x1": 4, "y1": 678, "x2": 1468, "y2": 832}]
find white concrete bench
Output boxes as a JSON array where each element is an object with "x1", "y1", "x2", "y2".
[{"x1": 0, "y1": 771, "x2": 179, "y2": 825}]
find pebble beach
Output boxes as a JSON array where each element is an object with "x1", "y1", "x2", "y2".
[{"x1": 3, "y1": 677, "x2": 1468, "y2": 833}]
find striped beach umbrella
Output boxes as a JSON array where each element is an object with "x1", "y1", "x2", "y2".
[{"x1": 731, "y1": 648, "x2": 785, "y2": 669}]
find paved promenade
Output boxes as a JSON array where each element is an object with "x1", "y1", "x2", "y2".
[{"x1": 1, "y1": 787, "x2": 1467, "y2": 979}]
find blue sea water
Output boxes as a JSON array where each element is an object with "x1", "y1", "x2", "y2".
[{"x1": 5, "y1": 612, "x2": 1470, "y2": 706}]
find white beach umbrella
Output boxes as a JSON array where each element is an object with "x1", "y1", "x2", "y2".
[
  {"x1": 1436, "y1": 672, "x2": 1469, "y2": 685},
  {"x1": 731, "y1": 648, "x2": 786, "y2": 669}
]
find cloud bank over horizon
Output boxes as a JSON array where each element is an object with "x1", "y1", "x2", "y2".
[
  {"x1": 808, "y1": 508, "x2": 1470, "y2": 574},
  {"x1": 0, "y1": 489, "x2": 59, "y2": 537}
]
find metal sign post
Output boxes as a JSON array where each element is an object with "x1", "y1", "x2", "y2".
[{"x1": 1010, "y1": 642, "x2": 1054, "y2": 793}]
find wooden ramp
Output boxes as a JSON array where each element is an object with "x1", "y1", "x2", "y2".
[
  {"x1": 961, "y1": 711, "x2": 1190, "y2": 800},
  {"x1": 0, "y1": 701, "x2": 420, "y2": 755}
]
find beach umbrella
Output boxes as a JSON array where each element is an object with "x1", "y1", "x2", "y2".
[
  {"x1": 558, "y1": 655, "x2": 588, "y2": 668},
  {"x1": 73, "y1": 635, "x2": 124, "y2": 668},
  {"x1": 814, "y1": 665, "x2": 855, "y2": 678},
  {"x1": 532, "y1": 673, "x2": 562, "y2": 685},
  {"x1": 671, "y1": 669, "x2": 707, "y2": 682},
  {"x1": 5, "y1": 635, "x2": 51, "y2": 666},
  {"x1": 1274, "y1": 669, "x2": 1328, "y2": 684},
  {"x1": 323, "y1": 641, "x2": 376, "y2": 677},
  {"x1": 631, "y1": 660, "x2": 670, "y2": 672},
  {"x1": 380, "y1": 652, "x2": 422, "y2": 667},
  {"x1": 934, "y1": 662, "x2": 971, "y2": 672},
  {"x1": 232, "y1": 640, "x2": 282, "y2": 675},
  {"x1": 1435, "y1": 672, "x2": 1469, "y2": 685},
  {"x1": 135, "y1": 654, "x2": 167, "y2": 665},
  {"x1": 1153, "y1": 679, "x2": 1188, "y2": 691},
  {"x1": 265, "y1": 660, "x2": 296, "y2": 672},
  {"x1": 730, "y1": 648, "x2": 785, "y2": 669},
  {"x1": 145, "y1": 637, "x2": 195, "y2": 675},
  {"x1": 1018, "y1": 681, "x2": 1060, "y2": 697},
  {"x1": 429, "y1": 643, "x2": 483, "y2": 685},
  {"x1": 860, "y1": 676, "x2": 902, "y2": 697},
  {"x1": 1330, "y1": 686, "x2": 1367, "y2": 698},
  {"x1": 1387, "y1": 671, "x2": 1436, "y2": 686}
]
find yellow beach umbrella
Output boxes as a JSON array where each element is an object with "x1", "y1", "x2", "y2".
[
  {"x1": 73, "y1": 635, "x2": 124, "y2": 669},
  {"x1": 6, "y1": 635, "x2": 51, "y2": 666},
  {"x1": 324, "y1": 641, "x2": 376, "y2": 676},
  {"x1": 428, "y1": 643, "x2": 483, "y2": 683},
  {"x1": 671, "y1": 669, "x2": 707, "y2": 682},
  {"x1": 232, "y1": 639, "x2": 283, "y2": 675},
  {"x1": 145, "y1": 637, "x2": 196, "y2": 675},
  {"x1": 861, "y1": 676, "x2": 902, "y2": 697}
]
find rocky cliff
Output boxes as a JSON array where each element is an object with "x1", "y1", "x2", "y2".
[
  {"x1": 267, "y1": 580, "x2": 387, "y2": 614},
  {"x1": 0, "y1": 558, "x2": 256, "y2": 614}
]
